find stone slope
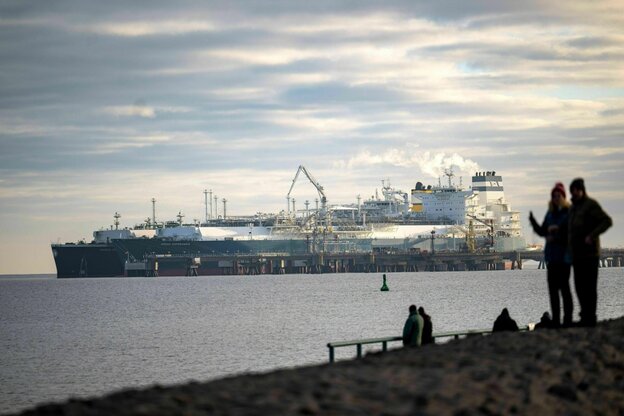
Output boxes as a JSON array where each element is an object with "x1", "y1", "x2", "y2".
[{"x1": 15, "y1": 318, "x2": 624, "y2": 416}]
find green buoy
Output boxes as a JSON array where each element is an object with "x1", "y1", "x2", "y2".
[{"x1": 380, "y1": 274, "x2": 389, "y2": 291}]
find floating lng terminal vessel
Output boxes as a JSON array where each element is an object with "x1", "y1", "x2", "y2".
[{"x1": 51, "y1": 167, "x2": 526, "y2": 277}]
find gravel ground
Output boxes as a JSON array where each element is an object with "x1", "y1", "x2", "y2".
[{"x1": 12, "y1": 317, "x2": 624, "y2": 416}]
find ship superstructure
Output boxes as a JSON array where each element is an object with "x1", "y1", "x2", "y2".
[
  {"x1": 410, "y1": 169, "x2": 472, "y2": 224},
  {"x1": 466, "y1": 171, "x2": 524, "y2": 251}
]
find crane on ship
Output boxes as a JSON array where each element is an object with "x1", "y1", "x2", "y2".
[
  {"x1": 287, "y1": 165, "x2": 327, "y2": 214},
  {"x1": 286, "y1": 165, "x2": 330, "y2": 231},
  {"x1": 467, "y1": 214, "x2": 495, "y2": 251}
]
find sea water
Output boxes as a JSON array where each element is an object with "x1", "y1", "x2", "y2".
[{"x1": 1, "y1": 268, "x2": 623, "y2": 413}]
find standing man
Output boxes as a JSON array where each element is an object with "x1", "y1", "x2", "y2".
[
  {"x1": 568, "y1": 178, "x2": 612, "y2": 327},
  {"x1": 402, "y1": 304, "x2": 423, "y2": 347}
]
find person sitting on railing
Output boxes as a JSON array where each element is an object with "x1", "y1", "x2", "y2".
[
  {"x1": 492, "y1": 308, "x2": 519, "y2": 332},
  {"x1": 418, "y1": 306, "x2": 434, "y2": 345},
  {"x1": 402, "y1": 304, "x2": 423, "y2": 347}
]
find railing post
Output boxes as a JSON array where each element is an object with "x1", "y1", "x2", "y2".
[
  {"x1": 329, "y1": 346, "x2": 334, "y2": 363},
  {"x1": 382, "y1": 341, "x2": 387, "y2": 352},
  {"x1": 356, "y1": 344, "x2": 362, "y2": 358}
]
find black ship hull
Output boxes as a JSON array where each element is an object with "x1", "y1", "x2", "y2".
[
  {"x1": 51, "y1": 244, "x2": 125, "y2": 278},
  {"x1": 51, "y1": 238, "x2": 314, "y2": 278}
]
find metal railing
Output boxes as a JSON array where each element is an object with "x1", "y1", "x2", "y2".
[{"x1": 327, "y1": 326, "x2": 529, "y2": 363}]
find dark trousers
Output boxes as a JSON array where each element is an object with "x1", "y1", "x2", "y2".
[
  {"x1": 546, "y1": 262, "x2": 572, "y2": 326},
  {"x1": 572, "y1": 257, "x2": 599, "y2": 326}
]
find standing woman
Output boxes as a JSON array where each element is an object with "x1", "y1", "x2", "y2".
[{"x1": 529, "y1": 182, "x2": 573, "y2": 327}]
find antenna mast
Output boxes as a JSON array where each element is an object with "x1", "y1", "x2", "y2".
[
  {"x1": 444, "y1": 168, "x2": 455, "y2": 188},
  {"x1": 113, "y1": 212, "x2": 121, "y2": 230},
  {"x1": 151, "y1": 198, "x2": 156, "y2": 229},
  {"x1": 203, "y1": 189, "x2": 208, "y2": 223}
]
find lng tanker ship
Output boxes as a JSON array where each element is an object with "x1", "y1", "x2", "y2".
[{"x1": 51, "y1": 169, "x2": 526, "y2": 277}]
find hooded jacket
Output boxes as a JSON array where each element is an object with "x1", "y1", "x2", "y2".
[
  {"x1": 530, "y1": 205, "x2": 570, "y2": 264},
  {"x1": 402, "y1": 312, "x2": 423, "y2": 347}
]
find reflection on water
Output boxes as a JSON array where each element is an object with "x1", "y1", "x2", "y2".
[{"x1": 1, "y1": 268, "x2": 622, "y2": 413}]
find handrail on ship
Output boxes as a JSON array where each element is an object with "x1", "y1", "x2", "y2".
[{"x1": 326, "y1": 326, "x2": 530, "y2": 363}]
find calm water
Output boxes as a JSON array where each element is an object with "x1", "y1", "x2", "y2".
[{"x1": 1, "y1": 269, "x2": 623, "y2": 414}]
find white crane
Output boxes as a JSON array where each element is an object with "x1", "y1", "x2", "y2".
[{"x1": 286, "y1": 165, "x2": 328, "y2": 216}]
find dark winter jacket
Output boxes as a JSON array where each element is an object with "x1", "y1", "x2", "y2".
[
  {"x1": 534, "y1": 314, "x2": 553, "y2": 330},
  {"x1": 419, "y1": 312, "x2": 433, "y2": 345},
  {"x1": 402, "y1": 312, "x2": 423, "y2": 347},
  {"x1": 568, "y1": 196, "x2": 612, "y2": 260},
  {"x1": 530, "y1": 206, "x2": 570, "y2": 264},
  {"x1": 492, "y1": 310, "x2": 519, "y2": 332}
]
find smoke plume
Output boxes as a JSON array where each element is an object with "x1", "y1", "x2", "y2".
[{"x1": 339, "y1": 148, "x2": 480, "y2": 178}]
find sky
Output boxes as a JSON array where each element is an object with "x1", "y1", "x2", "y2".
[{"x1": 1, "y1": 0, "x2": 623, "y2": 274}]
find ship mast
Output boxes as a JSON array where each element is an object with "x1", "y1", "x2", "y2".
[
  {"x1": 151, "y1": 198, "x2": 156, "y2": 229},
  {"x1": 204, "y1": 189, "x2": 208, "y2": 223},
  {"x1": 113, "y1": 212, "x2": 121, "y2": 230},
  {"x1": 444, "y1": 168, "x2": 455, "y2": 188}
]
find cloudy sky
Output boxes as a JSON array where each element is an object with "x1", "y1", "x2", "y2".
[{"x1": 1, "y1": 1, "x2": 623, "y2": 274}]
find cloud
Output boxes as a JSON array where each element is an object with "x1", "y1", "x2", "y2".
[
  {"x1": 1, "y1": 1, "x2": 624, "y2": 273},
  {"x1": 101, "y1": 105, "x2": 192, "y2": 119},
  {"x1": 565, "y1": 36, "x2": 621, "y2": 49},
  {"x1": 199, "y1": 48, "x2": 321, "y2": 66},
  {"x1": 103, "y1": 105, "x2": 156, "y2": 118},
  {"x1": 89, "y1": 20, "x2": 218, "y2": 37},
  {"x1": 87, "y1": 135, "x2": 172, "y2": 155}
]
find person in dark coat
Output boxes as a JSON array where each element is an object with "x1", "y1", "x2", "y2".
[
  {"x1": 568, "y1": 178, "x2": 612, "y2": 327},
  {"x1": 418, "y1": 306, "x2": 434, "y2": 345},
  {"x1": 535, "y1": 311, "x2": 553, "y2": 330},
  {"x1": 529, "y1": 182, "x2": 573, "y2": 327},
  {"x1": 402, "y1": 304, "x2": 423, "y2": 347},
  {"x1": 492, "y1": 308, "x2": 519, "y2": 332}
]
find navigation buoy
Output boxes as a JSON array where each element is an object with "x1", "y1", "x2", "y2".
[{"x1": 380, "y1": 274, "x2": 389, "y2": 291}]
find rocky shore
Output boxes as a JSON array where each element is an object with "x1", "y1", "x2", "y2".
[{"x1": 14, "y1": 317, "x2": 624, "y2": 415}]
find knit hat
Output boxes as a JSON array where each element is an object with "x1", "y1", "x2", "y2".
[
  {"x1": 570, "y1": 177, "x2": 585, "y2": 192},
  {"x1": 551, "y1": 182, "x2": 566, "y2": 198}
]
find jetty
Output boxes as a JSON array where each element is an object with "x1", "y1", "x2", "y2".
[
  {"x1": 15, "y1": 317, "x2": 624, "y2": 415},
  {"x1": 130, "y1": 248, "x2": 624, "y2": 276}
]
